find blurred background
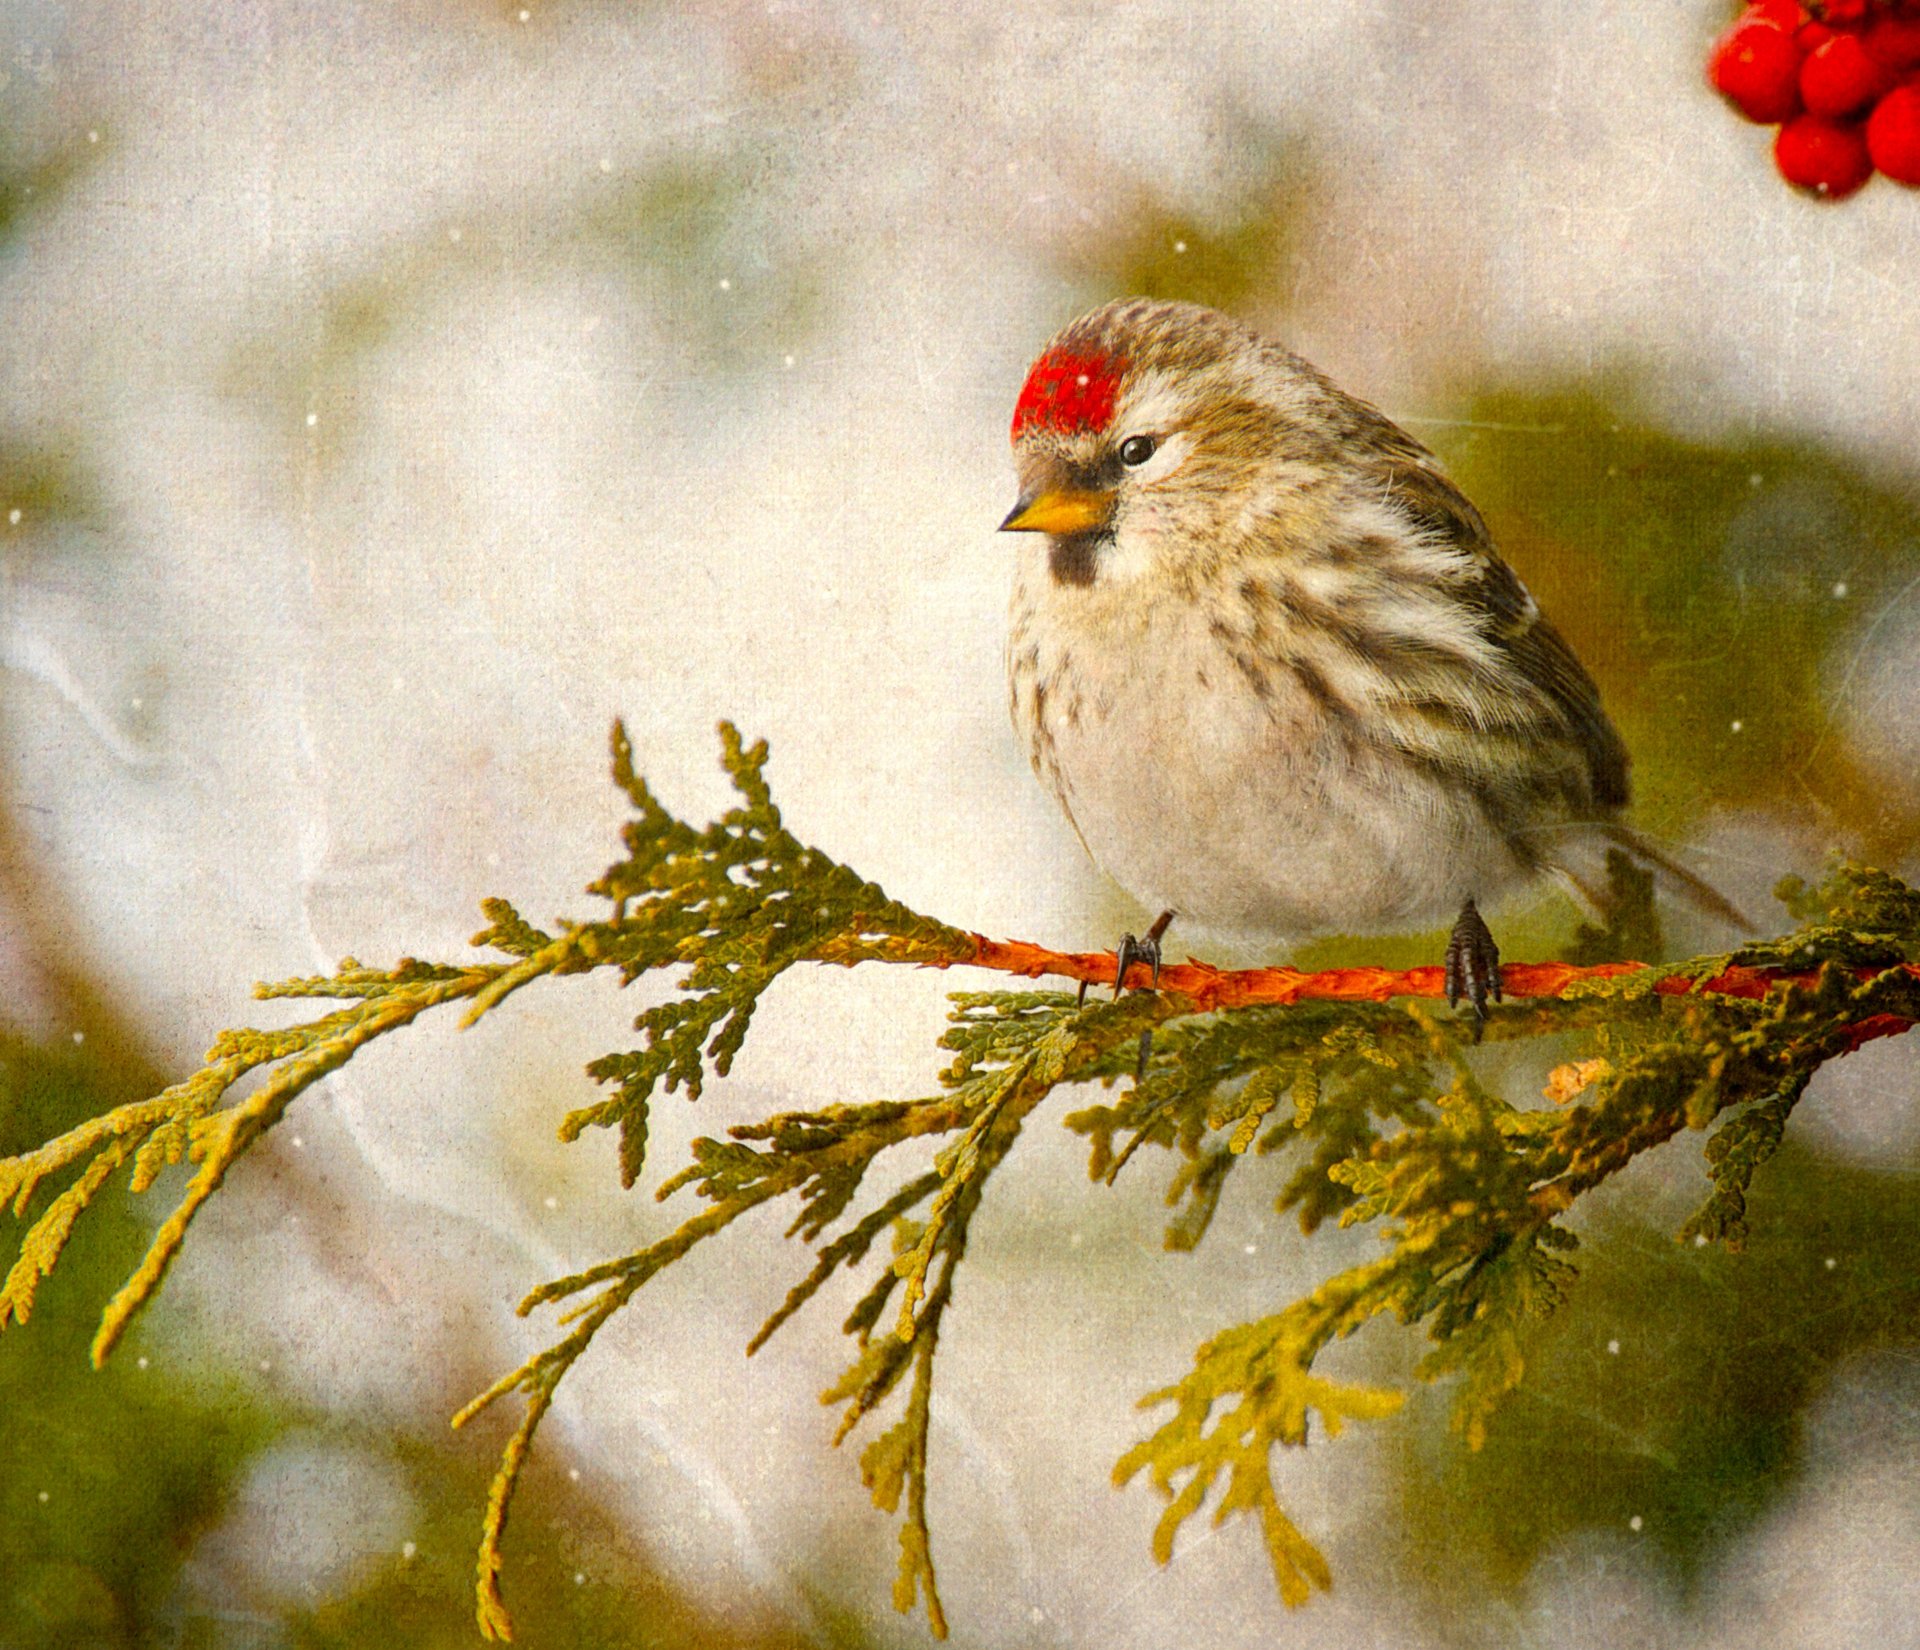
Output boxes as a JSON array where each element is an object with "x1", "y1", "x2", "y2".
[{"x1": 5, "y1": 1, "x2": 1920, "y2": 1644}]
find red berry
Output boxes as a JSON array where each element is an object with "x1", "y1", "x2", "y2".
[
  {"x1": 1864, "y1": 13, "x2": 1920, "y2": 68},
  {"x1": 1775, "y1": 113, "x2": 1875, "y2": 194},
  {"x1": 1819, "y1": 0, "x2": 1868, "y2": 26},
  {"x1": 1798, "y1": 19, "x2": 1836, "y2": 49},
  {"x1": 1801, "y1": 32, "x2": 1896, "y2": 113},
  {"x1": 1748, "y1": 0, "x2": 1806, "y2": 26},
  {"x1": 1866, "y1": 83, "x2": 1920, "y2": 181},
  {"x1": 1709, "y1": 18, "x2": 1805, "y2": 122}
]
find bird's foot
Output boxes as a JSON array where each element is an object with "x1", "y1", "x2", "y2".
[
  {"x1": 1444, "y1": 898, "x2": 1502, "y2": 1040},
  {"x1": 1077, "y1": 910, "x2": 1174, "y2": 1079},
  {"x1": 1112, "y1": 918, "x2": 1168, "y2": 1000}
]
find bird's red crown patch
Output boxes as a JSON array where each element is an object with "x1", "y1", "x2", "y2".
[{"x1": 1011, "y1": 347, "x2": 1127, "y2": 440}]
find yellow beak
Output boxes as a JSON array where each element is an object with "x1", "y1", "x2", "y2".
[{"x1": 999, "y1": 488, "x2": 1113, "y2": 536}]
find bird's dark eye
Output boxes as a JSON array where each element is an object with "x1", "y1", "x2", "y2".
[{"x1": 1119, "y1": 434, "x2": 1157, "y2": 467}]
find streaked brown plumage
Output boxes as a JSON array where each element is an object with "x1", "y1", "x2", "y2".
[{"x1": 1000, "y1": 299, "x2": 1735, "y2": 984}]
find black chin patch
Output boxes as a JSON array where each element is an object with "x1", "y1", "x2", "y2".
[{"x1": 1048, "y1": 532, "x2": 1103, "y2": 588}]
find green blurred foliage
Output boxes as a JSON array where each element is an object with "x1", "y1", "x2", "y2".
[
  {"x1": 1392, "y1": 1139, "x2": 1920, "y2": 1626},
  {"x1": 576, "y1": 154, "x2": 826, "y2": 373},
  {"x1": 0, "y1": 131, "x2": 103, "y2": 550},
  {"x1": 1440, "y1": 386, "x2": 1920, "y2": 856},
  {"x1": 0, "y1": 137, "x2": 96, "y2": 255},
  {"x1": 0, "y1": 438, "x2": 101, "y2": 540},
  {"x1": 1045, "y1": 127, "x2": 1312, "y2": 317},
  {"x1": 0, "y1": 1034, "x2": 266, "y2": 1647},
  {"x1": 288, "y1": 1435, "x2": 820, "y2": 1650}
]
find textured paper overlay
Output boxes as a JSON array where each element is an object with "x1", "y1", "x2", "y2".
[{"x1": 4, "y1": 3, "x2": 1920, "y2": 1643}]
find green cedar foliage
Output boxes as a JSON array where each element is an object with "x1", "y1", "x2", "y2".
[{"x1": 3, "y1": 724, "x2": 1917, "y2": 1641}]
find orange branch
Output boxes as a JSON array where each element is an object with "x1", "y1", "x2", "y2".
[{"x1": 933, "y1": 934, "x2": 1920, "y2": 1050}]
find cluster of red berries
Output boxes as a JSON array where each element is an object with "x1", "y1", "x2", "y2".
[{"x1": 1709, "y1": 0, "x2": 1920, "y2": 196}]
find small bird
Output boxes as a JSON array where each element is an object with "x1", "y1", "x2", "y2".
[{"x1": 999, "y1": 298, "x2": 1740, "y2": 1023}]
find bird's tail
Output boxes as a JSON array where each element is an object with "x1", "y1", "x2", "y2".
[{"x1": 1548, "y1": 821, "x2": 1752, "y2": 933}]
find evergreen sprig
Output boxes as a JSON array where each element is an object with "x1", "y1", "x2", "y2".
[{"x1": 1, "y1": 725, "x2": 1915, "y2": 1642}]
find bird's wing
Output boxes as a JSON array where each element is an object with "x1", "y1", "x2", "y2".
[
  {"x1": 1349, "y1": 432, "x2": 1631, "y2": 819},
  {"x1": 1356, "y1": 439, "x2": 1753, "y2": 928}
]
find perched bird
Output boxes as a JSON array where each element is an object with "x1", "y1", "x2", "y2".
[{"x1": 999, "y1": 298, "x2": 1740, "y2": 1022}]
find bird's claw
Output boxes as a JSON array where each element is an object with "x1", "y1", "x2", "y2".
[
  {"x1": 1444, "y1": 898, "x2": 1502, "y2": 1041},
  {"x1": 1113, "y1": 928, "x2": 1163, "y2": 999},
  {"x1": 1115, "y1": 912, "x2": 1174, "y2": 1079},
  {"x1": 1075, "y1": 913, "x2": 1174, "y2": 1078}
]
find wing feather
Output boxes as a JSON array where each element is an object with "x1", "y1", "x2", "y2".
[{"x1": 1344, "y1": 425, "x2": 1631, "y2": 819}]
